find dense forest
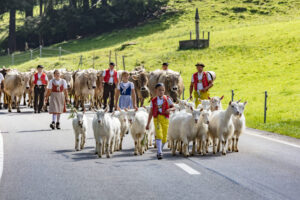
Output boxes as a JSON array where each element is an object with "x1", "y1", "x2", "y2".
[{"x1": 0, "y1": 0, "x2": 168, "y2": 53}]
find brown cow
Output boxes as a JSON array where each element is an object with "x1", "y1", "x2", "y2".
[
  {"x1": 74, "y1": 70, "x2": 97, "y2": 111},
  {"x1": 130, "y1": 71, "x2": 150, "y2": 107},
  {"x1": 4, "y1": 70, "x2": 29, "y2": 112},
  {"x1": 148, "y1": 69, "x2": 184, "y2": 103},
  {"x1": 94, "y1": 70, "x2": 104, "y2": 109}
]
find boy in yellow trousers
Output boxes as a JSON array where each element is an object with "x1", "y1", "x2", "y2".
[
  {"x1": 146, "y1": 83, "x2": 175, "y2": 160},
  {"x1": 189, "y1": 62, "x2": 213, "y2": 108}
]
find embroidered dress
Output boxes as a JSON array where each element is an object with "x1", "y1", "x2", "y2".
[
  {"x1": 118, "y1": 82, "x2": 134, "y2": 109},
  {"x1": 48, "y1": 79, "x2": 67, "y2": 114}
]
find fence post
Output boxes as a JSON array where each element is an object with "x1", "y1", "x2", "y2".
[
  {"x1": 264, "y1": 91, "x2": 268, "y2": 123},
  {"x1": 59, "y1": 46, "x2": 62, "y2": 58},
  {"x1": 7, "y1": 48, "x2": 10, "y2": 56},
  {"x1": 93, "y1": 55, "x2": 95, "y2": 69},
  {"x1": 40, "y1": 45, "x2": 42, "y2": 57},
  {"x1": 78, "y1": 55, "x2": 83, "y2": 70},
  {"x1": 115, "y1": 51, "x2": 118, "y2": 69},
  {"x1": 122, "y1": 56, "x2": 125, "y2": 70},
  {"x1": 30, "y1": 50, "x2": 33, "y2": 60},
  {"x1": 11, "y1": 53, "x2": 14, "y2": 65},
  {"x1": 190, "y1": 31, "x2": 192, "y2": 40},
  {"x1": 231, "y1": 89, "x2": 234, "y2": 102},
  {"x1": 182, "y1": 87, "x2": 185, "y2": 100},
  {"x1": 109, "y1": 50, "x2": 112, "y2": 63}
]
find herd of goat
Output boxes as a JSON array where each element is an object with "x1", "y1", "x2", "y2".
[
  {"x1": 72, "y1": 97, "x2": 247, "y2": 158},
  {"x1": 0, "y1": 67, "x2": 247, "y2": 158}
]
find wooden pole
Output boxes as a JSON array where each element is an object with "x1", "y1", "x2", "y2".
[
  {"x1": 231, "y1": 89, "x2": 234, "y2": 102},
  {"x1": 122, "y1": 56, "x2": 125, "y2": 70},
  {"x1": 264, "y1": 91, "x2": 268, "y2": 123},
  {"x1": 115, "y1": 51, "x2": 118, "y2": 69},
  {"x1": 190, "y1": 31, "x2": 192, "y2": 40},
  {"x1": 109, "y1": 50, "x2": 112, "y2": 64}
]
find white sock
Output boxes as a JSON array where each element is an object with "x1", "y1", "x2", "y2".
[
  {"x1": 57, "y1": 114, "x2": 61, "y2": 122},
  {"x1": 156, "y1": 139, "x2": 162, "y2": 154},
  {"x1": 162, "y1": 143, "x2": 166, "y2": 151},
  {"x1": 52, "y1": 114, "x2": 57, "y2": 122}
]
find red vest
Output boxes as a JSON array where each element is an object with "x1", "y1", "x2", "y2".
[
  {"x1": 34, "y1": 73, "x2": 47, "y2": 85},
  {"x1": 51, "y1": 82, "x2": 64, "y2": 93},
  {"x1": 103, "y1": 69, "x2": 118, "y2": 83},
  {"x1": 152, "y1": 96, "x2": 170, "y2": 118},
  {"x1": 193, "y1": 71, "x2": 209, "y2": 91}
]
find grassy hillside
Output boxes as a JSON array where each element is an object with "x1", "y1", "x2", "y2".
[{"x1": 0, "y1": 0, "x2": 300, "y2": 138}]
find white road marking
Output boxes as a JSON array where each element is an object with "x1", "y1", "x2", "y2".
[
  {"x1": 175, "y1": 163, "x2": 200, "y2": 175},
  {"x1": 245, "y1": 132, "x2": 300, "y2": 149},
  {"x1": 0, "y1": 131, "x2": 3, "y2": 182}
]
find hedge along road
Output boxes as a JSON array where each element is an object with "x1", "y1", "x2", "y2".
[{"x1": 0, "y1": 107, "x2": 300, "y2": 200}]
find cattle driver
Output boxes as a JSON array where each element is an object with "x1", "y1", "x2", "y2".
[
  {"x1": 100, "y1": 62, "x2": 119, "y2": 112},
  {"x1": 189, "y1": 62, "x2": 213, "y2": 108},
  {"x1": 32, "y1": 65, "x2": 48, "y2": 113},
  {"x1": 162, "y1": 62, "x2": 169, "y2": 71}
]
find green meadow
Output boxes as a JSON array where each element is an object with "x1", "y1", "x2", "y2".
[{"x1": 0, "y1": 0, "x2": 299, "y2": 138}]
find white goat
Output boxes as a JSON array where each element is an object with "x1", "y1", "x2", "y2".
[
  {"x1": 168, "y1": 108, "x2": 202, "y2": 157},
  {"x1": 209, "y1": 96, "x2": 224, "y2": 111},
  {"x1": 92, "y1": 109, "x2": 116, "y2": 158},
  {"x1": 72, "y1": 112, "x2": 88, "y2": 151},
  {"x1": 208, "y1": 101, "x2": 240, "y2": 155},
  {"x1": 230, "y1": 101, "x2": 247, "y2": 152},
  {"x1": 112, "y1": 110, "x2": 129, "y2": 150},
  {"x1": 126, "y1": 109, "x2": 154, "y2": 155},
  {"x1": 196, "y1": 109, "x2": 211, "y2": 155},
  {"x1": 197, "y1": 99, "x2": 211, "y2": 110}
]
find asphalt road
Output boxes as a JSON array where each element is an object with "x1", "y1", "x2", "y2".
[{"x1": 0, "y1": 107, "x2": 300, "y2": 200}]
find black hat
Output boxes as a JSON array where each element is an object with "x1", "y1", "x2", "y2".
[
  {"x1": 162, "y1": 62, "x2": 169, "y2": 66},
  {"x1": 155, "y1": 83, "x2": 165, "y2": 89},
  {"x1": 109, "y1": 62, "x2": 115, "y2": 66},
  {"x1": 195, "y1": 62, "x2": 205, "y2": 67},
  {"x1": 37, "y1": 65, "x2": 44, "y2": 69}
]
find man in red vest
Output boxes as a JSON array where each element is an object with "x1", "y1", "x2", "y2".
[
  {"x1": 100, "y1": 62, "x2": 119, "y2": 112},
  {"x1": 33, "y1": 65, "x2": 48, "y2": 113},
  {"x1": 189, "y1": 63, "x2": 213, "y2": 108}
]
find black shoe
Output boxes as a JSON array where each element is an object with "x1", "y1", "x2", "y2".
[
  {"x1": 56, "y1": 122, "x2": 61, "y2": 130},
  {"x1": 34, "y1": 110, "x2": 37, "y2": 113},
  {"x1": 50, "y1": 122, "x2": 55, "y2": 130},
  {"x1": 38, "y1": 110, "x2": 41, "y2": 113},
  {"x1": 157, "y1": 153, "x2": 163, "y2": 160}
]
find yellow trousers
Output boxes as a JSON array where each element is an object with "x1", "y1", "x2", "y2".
[
  {"x1": 193, "y1": 90, "x2": 210, "y2": 108},
  {"x1": 154, "y1": 115, "x2": 169, "y2": 144}
]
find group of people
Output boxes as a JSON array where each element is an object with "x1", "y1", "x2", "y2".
[{"x1": 26, "y1": 61, "x2": 213, "y2": 159}]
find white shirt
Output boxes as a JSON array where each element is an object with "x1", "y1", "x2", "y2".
[
  {"x1": 117, "y1": 81, "x2": 135, "y2": 93},
  {"x1": 150, "y1": 96, "x2": 173, "y2": 113},
  {"x1": 47, "y1": 79, "x2": 67, "y2": 90},
  {"x1": 33, "y1": 72, "x2": 48, "y2": 86},
  {"x1": 0, "y1": 73, "x2": 4, "y2": 84},
  {"x1": 102, "y1": 70, "x2": 118, "y2": 84},
  {"x1": 191, "y1": 72, "x2": 212, "y2": 91}
]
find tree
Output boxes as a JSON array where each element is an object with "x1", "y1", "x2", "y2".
[
  {"x1": 25, "y1": 0, "x2": 35, "y2": 17},
  {"x1": 83, "y1": 0, "x2": 89, "y2": 11},
  {"x1": 40, "y1": 0, "x2": 43, "y2": 16}
]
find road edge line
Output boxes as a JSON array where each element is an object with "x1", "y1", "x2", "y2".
[
  {"x1": 0, "y1": 130, "x2": 3, "y2": 183},
  {"x1": 245, "y1": 132, "x2": 300, "y2": 149}
]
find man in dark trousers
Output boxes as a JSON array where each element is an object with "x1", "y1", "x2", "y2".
[
  {"x1": 100, "y1": 62, "x2": 118, "y2": 112},
  {"x1": 33, "y1": 65, "x2": 48, "y2": 113}
]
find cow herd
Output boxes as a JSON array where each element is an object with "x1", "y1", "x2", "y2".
[{"x1": 0, "y1": 67, "x2": 184, "y2": 112}]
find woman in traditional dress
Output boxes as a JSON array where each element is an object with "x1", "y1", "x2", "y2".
[
  {"x1": 45, "y1": 70, "x2": 69, "y2": 130},
  {"x1": 115, "y1": 71, "x2": 137, "y2": 110}
]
